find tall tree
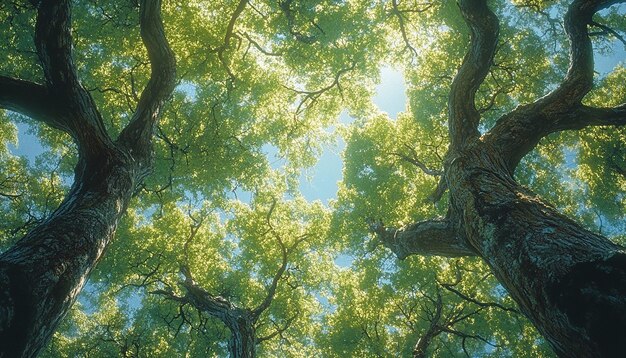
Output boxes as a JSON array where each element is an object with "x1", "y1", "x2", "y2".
[
  {"x1": 0, "y1": 0, "x2": 176, "y2": 355},
  {"x1": 365, "y1": 0, "x2": 626, "y2": 356}
]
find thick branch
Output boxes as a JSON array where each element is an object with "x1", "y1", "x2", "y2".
[
  {"x1": 33, "y1": 0, "x2": 110, "y2": 151},
  {"x1": 448, "y1": 0, "x2": 499, "y2": 150},
  {"x1": 369, "y1": 219, "x2": 476, "y2": 259},
  {"x1": 177, "y1": 266, "x2": 239, "y2": 321},
  {"x1": 485, "y1": 0, "x2": 625, "y2": 172},
  {"x1": 167, "y1": 266, "x2": 257, "y2": 357},
  {"x1": 538, "y1": 0, "x2": 623, "y2": 108},
  {"x1": 117, "y1": 0, "x2": 176, "y2": 163},
  {"x1": 34, "y1": 0, "x2": 79, "y2": 92},
  {"x1": 0, "y1": 76, "x2": 66, "y2": 131},
  {"x1": 562, "y1": 103, "x2": 626, "y2": 128}
]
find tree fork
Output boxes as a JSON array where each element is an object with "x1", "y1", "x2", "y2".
[{"x1": 0, "y1": 0, "x2": 176, "y2": 355}]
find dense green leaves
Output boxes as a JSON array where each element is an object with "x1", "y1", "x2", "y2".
[{"x1": 0, "y1": 0, "x2": 624, "y2": 356}]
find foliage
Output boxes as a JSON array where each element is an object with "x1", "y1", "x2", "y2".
[{"x1": 0, "y1": 0, "x2": 624, "y2": 356}]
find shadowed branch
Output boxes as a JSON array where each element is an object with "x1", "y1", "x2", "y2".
[
  {"x1": 448, "y1": 0, "x2": 499, "y2": 150},
  {"x1": 368, "y1": 219, "x2": 476, "y2": 259},
  {"x1": 117, "y1": 0, "x2": 177, "y2": 164}
]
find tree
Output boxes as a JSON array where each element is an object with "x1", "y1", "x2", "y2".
[
  {"x1": 346, "y1": 0, "x2": 626, "y2": 356},
  {"x1": 1, "y1": 0, "x2": 625, "y2": 357},
  {"x1": 0, "y1": 0, "x2": 176, "y2": 355}
]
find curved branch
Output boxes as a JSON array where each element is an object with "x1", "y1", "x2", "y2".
[
  {"x1": 369, "y1": 219, "x2": 476, "y2": 259},
  {"x1": 251, "y1": 241, "x2": 288, "y2": 320},
  {"x1": 117, "y1": 0, "x2": 176, "y2": 163},
  {"x1": 485, "y1": 0, "x2": 624, "y2": 172},
  {"x1": 543, "y1": 1, "x2": 626, "y2": 108},
  {"x1": 448, "y1": 0, "x2": 499, "y2": 150},
  {"x1": 286, "y1": 62, "x2": 356, "y2": 116},
  {"x1": 252, "y1": 200, "x2": 307, "y2": 319}
]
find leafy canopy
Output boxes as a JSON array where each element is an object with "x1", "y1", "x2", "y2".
[{"x1": 0, "y1": 0, "x2": 624, "y2": 356}]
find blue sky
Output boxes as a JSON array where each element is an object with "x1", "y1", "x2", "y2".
[{"x1": 298, "y1": 66, "x2": 407, "y2": 204}]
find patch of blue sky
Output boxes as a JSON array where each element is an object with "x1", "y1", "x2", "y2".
[
  {"x1": 333, "y1": 253, "x2": 355, "y2": 268},
  {"x1": 298, "y1": 66, "x2": 407, "y2": 205},
  {"x1": 176, "y1": 80, "x2": 198, "y2": 102},
  {"x1": 8, "y1": 121, "x2": 46, "y2": 162},
  {"x1": 595, "y1": 39, "x2": 625, "y2": 76}
]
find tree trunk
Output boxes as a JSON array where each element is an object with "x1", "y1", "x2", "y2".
[
  {"x1": 447, "y1": 141, "x2": 626, "y2": 357},
  {"x1": 226, "y1": 311, "x2": 257, "y2": 358},
  {"x1": 0, "y1": 151, "x2": 137, "y2": 357}
]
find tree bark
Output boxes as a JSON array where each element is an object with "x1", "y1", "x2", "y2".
[
  {"x1": 445, "y1": 142, "x2": 626, "y2": 357},
  {"x1": 0, "y1": 151, "x2": 136, "y2": 356}
]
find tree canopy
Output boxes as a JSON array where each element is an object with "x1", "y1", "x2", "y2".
[{"x1": 0, "y1": 0, "x2": 625, "y2": 356}]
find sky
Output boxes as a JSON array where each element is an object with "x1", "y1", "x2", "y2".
[{"x1": 297, "y1": 66, "x2": 407, "y2": 204}]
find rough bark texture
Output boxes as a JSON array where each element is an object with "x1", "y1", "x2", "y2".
[
  {"x1": 371, "y1": 219, "x2": 476, "y2": 259},
  {"x1": 0, "y1": 0, "x2": 176, "y2": 356},
  {"x1": 447, "y1": 142, "x2": 626, "y2": 357}
]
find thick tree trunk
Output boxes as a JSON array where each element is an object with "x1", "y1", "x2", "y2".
[
  {"x1": 447, "y1": 141, "x2": 626, "y2": 357},
  {"x1": 0, "y1": 151, "x2": 137, "y2": 356}
]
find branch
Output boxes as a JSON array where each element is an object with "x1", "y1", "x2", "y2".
[
  {"x1": 211, "y1": 0, "x2": 248, "y2": 81},
  {"x1": 567, "y1": 103, "x2": 626, "y2": 128},
  {"x1": 175, "y1": 265, "x2": 239, "y2": 322},
  {"x1": 286, "y1": 62, "x2": 356, "y2": 116},
  {"x1": 537, "y1": 0, "x2": 615, "y2": 107},
  {"x1": 34, "y1": 0, "x2": 79, "y2": 92},
  {"x1": 413, "y1": 290, "x2": 443, "y2": 358},
  {"x1": 279, "y1": 0, "x2": 320, "y2": 44},
  {"x1": 30, "y1": 0, "x2": 110, "y2": 149},
  {"x1": 390, "y1": 0, "x2": 428, "y2": 58},
  {"x1": 240, "y1": 32, "x2": 282, "y2": 56},
  {"x1": 485, "y1": 0, "x2": 624, "y2": 172},
  {"x1": 0, "y1": 76, "x2": 65, "y2": 130},
  {"x1": 117, "y1": 0, "x2": 176, "y2": 163},
  {"x1": 368, "y1": 219, "x2": 476, "y2": 259},
  {"x1": 391, "y1": 143, "x2": 443, "y2": 177},
  {"x1": 252, "y1": 200, "x2": 307, "y2": 319},
  {"x1": 448, "y1": 0, "x2": 499, "y2": 150},
  {"x1": 440, "y1": 283, "x2": 519, "y2": 314},
  {"x1": 590, "y1": 20, "x2": 626, "y2": 48},
  {"x1": 256, "y1": 313, "x2": 298, "y2": 343}
]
